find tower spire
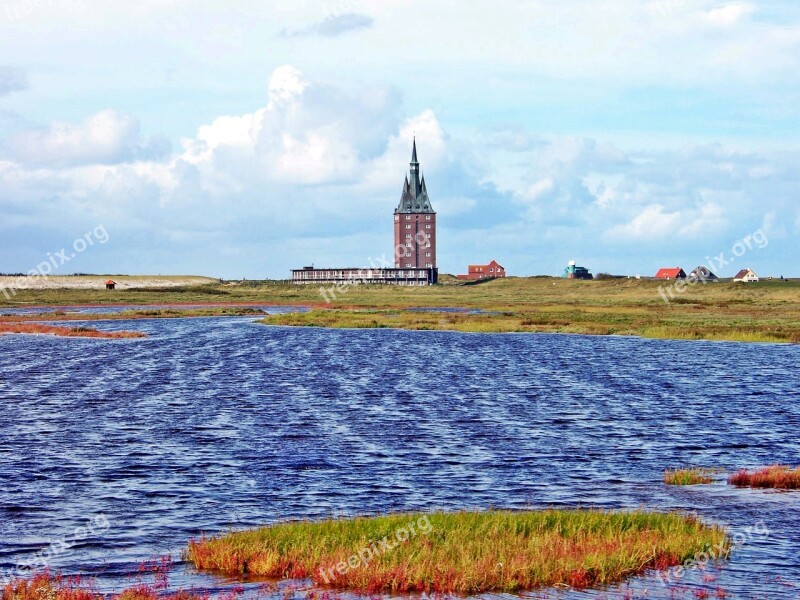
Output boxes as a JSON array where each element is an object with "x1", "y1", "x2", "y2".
[{"x1": 411, "y1": 136, "x2": 418, "y2": 164}]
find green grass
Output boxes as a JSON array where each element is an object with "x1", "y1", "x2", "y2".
[
  {"x1": 664, "y1": 468, "x2": 715, "y2": 486},
  {"x1": 186, "y1": 509, "x2": 729, "y2": 594},
  {"x1": 4, "y1": 277, "x2": 799, "y2": 343}
]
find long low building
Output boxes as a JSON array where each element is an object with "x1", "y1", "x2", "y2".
[{"x1": 292, "y1": 266, "x2": 438, "y2": 286}]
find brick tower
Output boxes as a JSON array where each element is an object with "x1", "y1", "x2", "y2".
[{"x1": 394, "y1": 138, "x2": 437, "y2": 270}]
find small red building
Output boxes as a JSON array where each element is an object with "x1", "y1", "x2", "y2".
[
  {"x1": 105, "y1": 280, "x2": 116, "y2": 290},
  {"x1": 655, "y1": 267, "x2": 686, "y2": 280},
  {"x1": 457, "y1": 260, "x2": 506, "y2": 281}
]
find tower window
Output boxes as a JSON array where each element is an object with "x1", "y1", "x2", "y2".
[
  {"x1": 426, "y1": 215, "x2": 431, "y2": 220},
  {"x1": 405, "y1": 215, "x2": 411, "y2": 220},
  {"x1": 405, "y1": 233, "x2": 411, "y2": 238},
  {"x1": 405, "y1": 224, "x2": 411, "y2": 229},
  {"x1": 425, "y1": 224, "x2": 431, "y2": 229}
]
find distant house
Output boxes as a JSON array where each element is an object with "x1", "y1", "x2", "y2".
[
  {"x1": 105, "y1": 280, "x2": 116, "y2": 290},
  {"x1": 689, "y1": 266, "x2": 718, "y2": 281},
  {"x1": 733, "y1": 268, "x2": 759, "y2": 283},
  {"x1": 563, "y1": 260, "x2": 593, "y2": 280},
  {"x1": 456, "y1": 260, "x2": 506, "y2": 281},
  {"x1": 655, "y1": 267, "x2": 686, "y2": 280}
]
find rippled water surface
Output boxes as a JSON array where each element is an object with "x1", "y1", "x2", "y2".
[{"x1": 1, "y1": 316, "x2": 799, "y2": 599}]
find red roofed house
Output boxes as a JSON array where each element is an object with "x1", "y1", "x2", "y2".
[
  {"x1": 457, "y1": 260, "x2": 506, "y2": 281},
  {"x1": 105, "y1": 280, "x2": 116, "y2": 290},
  {"x1": 733, "y1": 268, "x2": 759, "y2": 283},
  {"x1": 655, "y1": 267, "x2": 686, "y2": 280}
]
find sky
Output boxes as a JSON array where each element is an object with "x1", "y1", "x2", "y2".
[{"x1": 1, "y1": 0, "x2": 799, "y2": 279}]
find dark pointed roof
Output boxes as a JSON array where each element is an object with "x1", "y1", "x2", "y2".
[
  {"x1": 689, "y1": 266, "x2": 718, "y2": 280},
  {"x1": 396, "y1": 140, "x2": 434, "y2": 214}
]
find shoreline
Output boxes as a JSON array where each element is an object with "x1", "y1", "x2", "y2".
[
  {"x1": 2, "y1": 277, "x2": 798, "y2": 344},
  {"x1": 0, "y1": 302, "x2": 795, "y2": 344}
]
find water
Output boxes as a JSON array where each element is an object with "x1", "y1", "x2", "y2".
[
  {"x1": 0, "y1": 304, "x2": 306, "y2": 316},
  {"x1": 1, "y1": 316, "x2": 799, "y2": 599}
]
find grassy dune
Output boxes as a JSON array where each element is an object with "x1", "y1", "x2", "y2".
[
  {"x1": 3, "y1": 277, "x2": 799, "y2": 343},
  {"x1": 186, "y1": 510, "x2": 728, "y2": 594}
]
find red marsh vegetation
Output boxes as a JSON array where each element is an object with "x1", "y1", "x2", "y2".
[
  {"x1": 0, "y1": 323, "x2": 145, "y2": 339},
  {"x1": 728, "y1": 465, "x2": 800, "y2": 490}
]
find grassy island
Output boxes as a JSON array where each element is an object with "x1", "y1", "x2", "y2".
[
  {"x1": 664, "y1": 468, "x2": 715, "y2": 486},
  {"x1": 186, "y1": 510, "x2": 728, "y2": 594},
  {"x1": 729, "y1": 465, "x2": 800, "y2": 489}
]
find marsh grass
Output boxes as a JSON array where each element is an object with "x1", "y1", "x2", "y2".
[
  {"x1": 664, "y1": 468, "x2": 715, "y2": 486},
  {"x1": 728, "y1": 465, "x2": 800, "y2": 489},
  {"x1": 1, "y1": 573, "x2": 205, "y2": 600},
  {"x1": 259, "y1": 306, "x2": 798, "y2": 343},
  {"x1": 186, "y1": 510, "x2": 728, "y2": 594},
  {"x1": 4, "y1": 277, "x2": 799, "y2": 343},
  {"x1": 0, "y1": 323, "x2": 145, "y2": 339}
]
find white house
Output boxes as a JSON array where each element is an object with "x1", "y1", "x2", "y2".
[{"x1": 733, "y1": 268, "x2": 759, "y2": 283}]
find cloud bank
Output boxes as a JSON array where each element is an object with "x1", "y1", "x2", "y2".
[{"x1": 0, "y1": 64, "x2": 797, "y2": 278}]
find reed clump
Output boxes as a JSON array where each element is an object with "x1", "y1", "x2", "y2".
[
  {"x1": 664, "y1": 468, "x2": 715, "y2": 486},
  {"x1": 186, "y1": 509, "x2": 728, "y2": 594},
  {"x1": 728, "y1": 465, "x2": 800, "y2": 489}
]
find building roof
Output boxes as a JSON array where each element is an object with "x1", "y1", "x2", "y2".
[
  {"x1": 468, "y1": 260, "x2": 503, "y2": 269},
  {"x1": 396, "y1": 138, "x2": 435, "y2": 214},
  {"x1": 689, "y1": 266, "x2": 718, "y2": 279},
  {"x1": 733, "y1": 268, "x2": 758, "y2": 280},
  {"x1": 105, "y1": 279, "x2": 116, "y2": 285},
  {"x1": 655, "y1": 267, "x2": 686, "y2": 279}
]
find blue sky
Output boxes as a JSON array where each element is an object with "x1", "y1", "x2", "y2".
[{"x1": 1, "y1": 0, "x2": 799, "y2": 278}]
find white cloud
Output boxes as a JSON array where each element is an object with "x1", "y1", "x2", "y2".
[
  {"x1": 267, "y1": 65, "x2": 309, "y2": 104},
  {"x1": 1, "y1": 65, "x2": 799, "y2": 277},
  {"x1": 606, "y1": 204, "x2": 683, "y2": 241},
  {"x1": 10, "y1": 110, "x2": 150, "y2": 167},
  {"x1": 603, "y1": 200, "x2": 726, "y2": 243},
  {"x1": 518, "y1": 177, "x2": 555, "y2": 202},
  {"x1": 706, "y1": 2, "x2": 757, "y2": 27},
  {"x1": 280, "y1": 12, "x2": 374, "y2": 38}
]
